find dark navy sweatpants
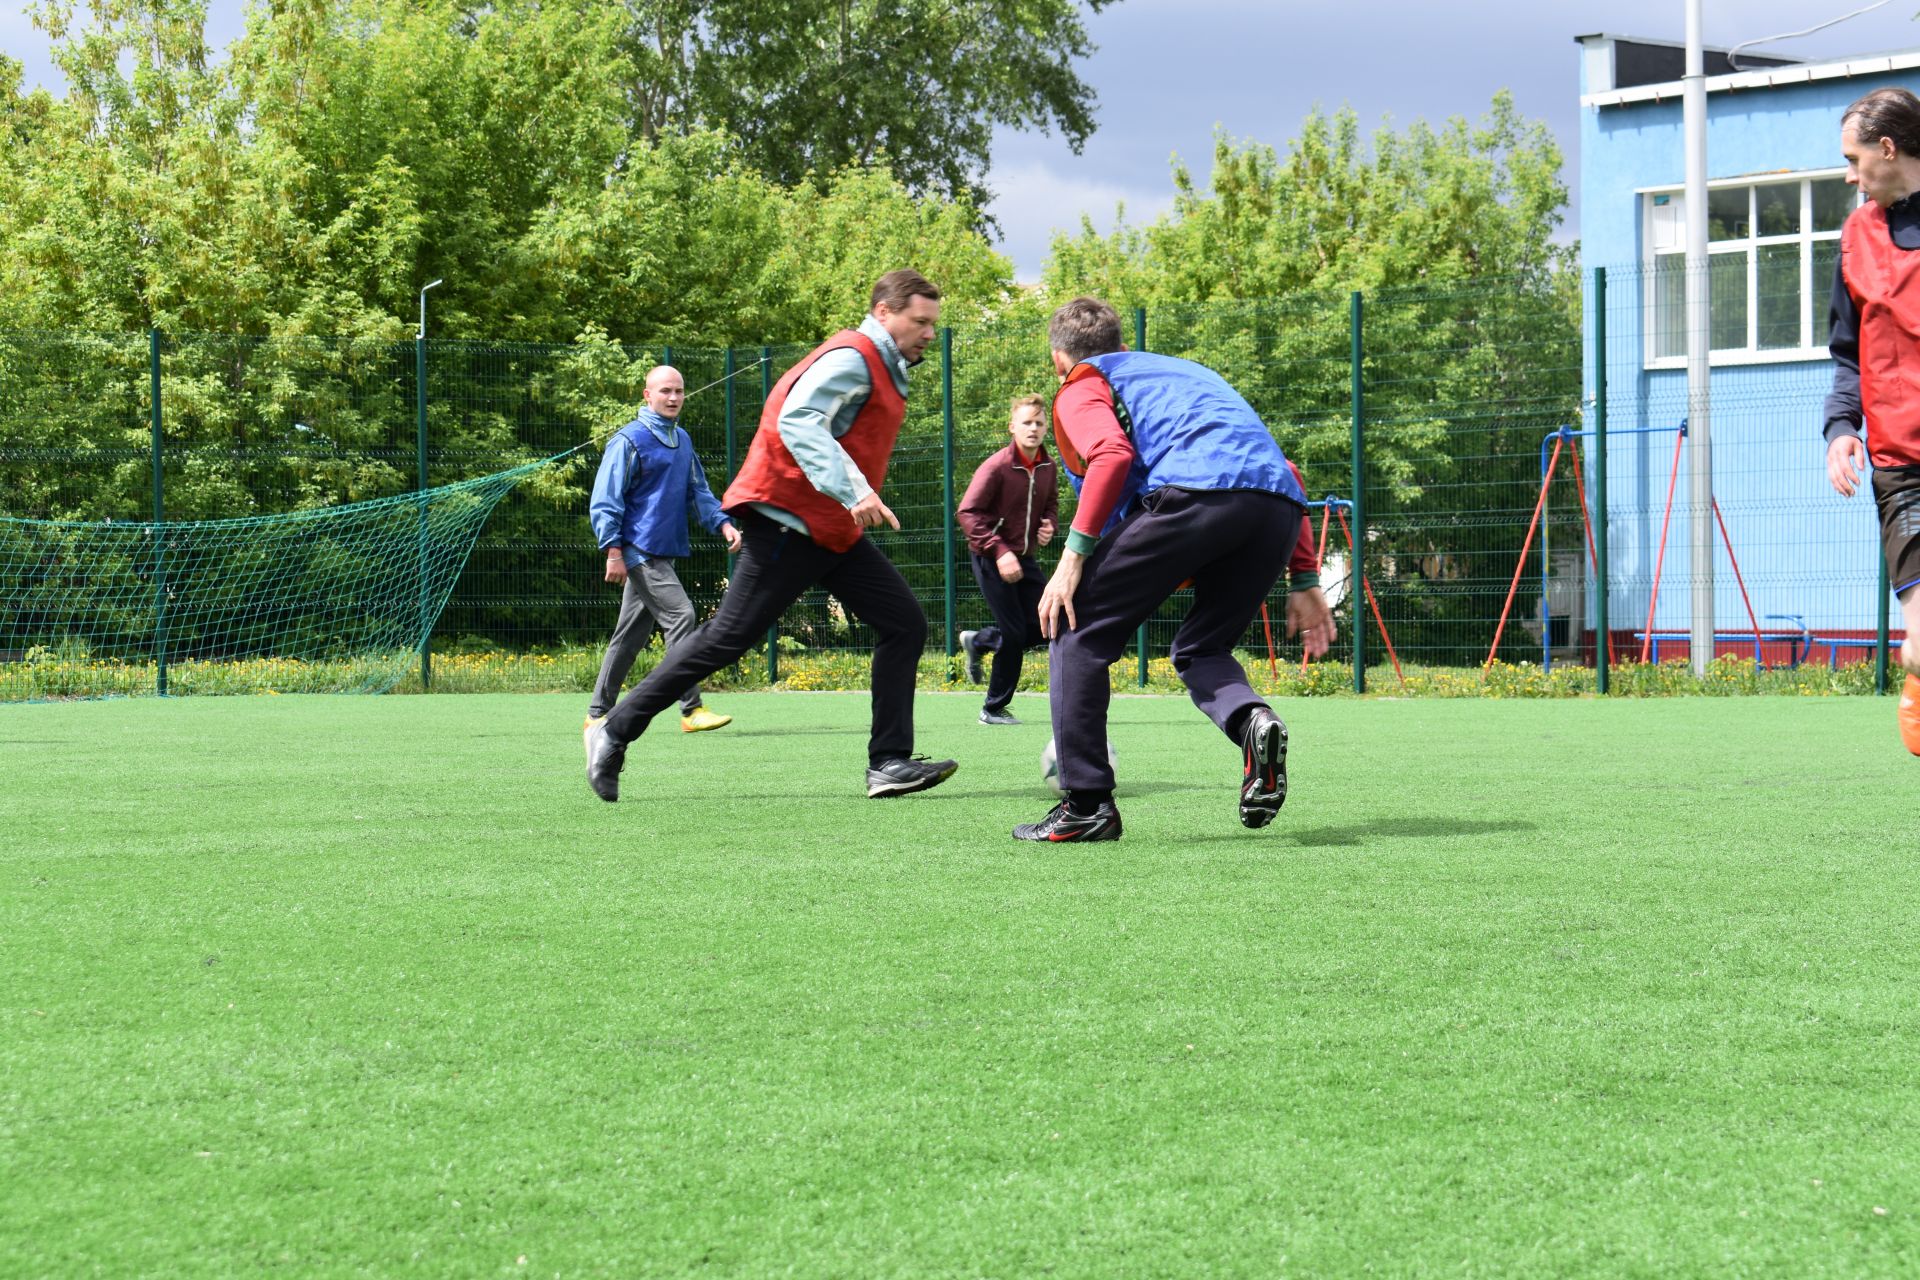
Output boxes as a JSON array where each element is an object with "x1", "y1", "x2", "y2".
[
  {"x1": 1049, "y1": 486, "x2": 1303, "y2": 794},
  {"x1": 968, "y1": 551, "x2": 1045, "y2": 712}
]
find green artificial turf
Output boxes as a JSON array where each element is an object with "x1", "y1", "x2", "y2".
[{"x1": 4, "y1": 690, "x2": 1918, "y2": 1277}]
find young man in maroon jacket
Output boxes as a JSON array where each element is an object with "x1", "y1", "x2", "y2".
[{"x1": 955, "y1": 394, "x2": 1059, "y2": 725}]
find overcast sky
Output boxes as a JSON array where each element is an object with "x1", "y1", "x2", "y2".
[{"x1": 8, "y1": 0, "x2": 1920, "y2": 280}]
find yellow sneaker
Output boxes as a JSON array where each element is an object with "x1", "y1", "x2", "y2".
[
  {"x1": 681, "y1": 707, "x2": 732, "y2": 733},
  {"x1": 1900, "y1": 674, "x2": 1920, "y2": 756},
  {"x1": 584, "y1": 714, "x2": 606, "y2": 731}
]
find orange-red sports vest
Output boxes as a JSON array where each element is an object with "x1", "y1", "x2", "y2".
[
  {"x1": 1842, "y1": 203, "x2": 1920, "y2": 467},
  {"x1": 722, "y1": 330, "x2": 905, "y2": 552}
]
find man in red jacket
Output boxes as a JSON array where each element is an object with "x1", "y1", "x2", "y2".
[
  {"x1": 1827, "y1": 87, "x2": 1920, "y2": 754},
  {"x1": 956, "y1": 394, "x2": 1059, "y2": 724},
  {"x1": 583, "y1": 269, "x2": 959, "y2": 801}
]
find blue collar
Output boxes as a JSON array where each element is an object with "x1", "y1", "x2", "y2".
[{"x1": 634, "y1": 408, "x2": 681, "y2": 448}]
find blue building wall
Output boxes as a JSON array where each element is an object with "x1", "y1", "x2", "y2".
[{"x1": 1577, "y1": 54, "x2": 1903, "y2": 647}]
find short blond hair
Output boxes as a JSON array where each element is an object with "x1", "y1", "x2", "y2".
[{"x1": 1009, "y1": 394, "x2": 1045, "y2": 420}]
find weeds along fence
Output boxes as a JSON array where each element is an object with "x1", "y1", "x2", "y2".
[{"x1": 0, "y1": 267, "x2": 1893, "y2": 694}]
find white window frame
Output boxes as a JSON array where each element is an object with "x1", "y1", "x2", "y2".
[{"x1": 1639, "y1": 168, "x2": 1855, "y2": 369}]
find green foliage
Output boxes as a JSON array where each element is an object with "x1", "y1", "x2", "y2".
[
  {"x1": 12, "y1": 638, "x2": 1889, "y2": 701},
  {"x1": 616, "y1": 0, "x2": 1115, "y2": 210},
  {"x1": 0, "y1": 0, "x2": 1018, "y2": 345},
  {"x1": 1045, "y1": 92, "x2": 1572, "y2": 305},
  {"x1": 2, "y1": 9, "x2": 1591, "y2": 671}
]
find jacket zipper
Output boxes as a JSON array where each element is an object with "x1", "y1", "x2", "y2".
[{"x1": 1019, "y1": 456, "x2": 1035, "y2": 555}]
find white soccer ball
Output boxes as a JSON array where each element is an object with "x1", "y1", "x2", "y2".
[{"x1": 1041, "y1": 737, "x2": 1117, "y2": 796}]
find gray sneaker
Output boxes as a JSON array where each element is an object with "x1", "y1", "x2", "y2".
[
  {"x1": 959, "y1": 630, "x2": 984, "y2": 684},
  {"x1": 866, "y1": 755, "x2": 959, "y2": 798},
  {"x1": 979, "y1": 706, "x2": 1020, "y2": 725},
  {"x1": 584, "y1": 717, "x2": 627, "y2": 802}
]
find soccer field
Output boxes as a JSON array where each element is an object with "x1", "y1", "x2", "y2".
[{"x1": 5, "y1": 691, "x2": 1918, "y2": 1276}]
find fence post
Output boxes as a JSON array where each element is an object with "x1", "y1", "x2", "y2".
[
  {"x1": 1349, "y1": 291, "x2": 1366, "y2": 694},
  {"x1": 723, "y1": 348, "x2": 737, "y2": 477},
  {"x1": 723, "y1": 346, "x2": 739, "y2": 627},
  {"x1": 762, "y1": 344, "x2": 777, "y2": 683},
  {"x1": 1135, "y1": 306, "x2": 1149, "y2": 687},
  {"x1": 1594, "y1": 268, "x2": 1610, "y2": 695},
  {"x1": 1877, "y1": 546, "x2": 1891, "y2": 695},
  {"x1": 149, "y1": 328, "x2": 167, "y2": 697},
  {"x1": 941, "y1": 328, "x2": 957, "y2": 678},
  {"x1": 415, "y1": 333, "x2": 431, "y2": 690}
]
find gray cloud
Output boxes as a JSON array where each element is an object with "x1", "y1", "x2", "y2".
[{"x1": 985, "y1": 0, "x2": 1920, "y2": 277}]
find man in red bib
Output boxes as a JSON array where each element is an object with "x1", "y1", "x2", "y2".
[
  {"x1": 1827, "y1": 88, "x2": 1920, "y2": 754},
  {"x1": 584, "y1": 270, "x2": 959, "y2": 801}
]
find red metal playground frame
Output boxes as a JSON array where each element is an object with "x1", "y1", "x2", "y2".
[
  {"x1": 1484, "y1": 422, "x2": 1791, "y2": 676},
  {"x1": 1262, "y1": 496, "x2": 1406, "y2": 686}
]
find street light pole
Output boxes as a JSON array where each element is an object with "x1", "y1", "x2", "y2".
[{"x1": 1683, "y1": 0, "x2": 1715, "y2": 675}]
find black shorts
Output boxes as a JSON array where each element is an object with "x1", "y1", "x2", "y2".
[{"x1": 1873, "y1": 463, "x2": 1920, "y2": 597}]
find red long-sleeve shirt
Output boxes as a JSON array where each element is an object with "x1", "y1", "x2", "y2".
[{"x1": 1053, "y1": 369, "x2": 1321, "y2": 579}]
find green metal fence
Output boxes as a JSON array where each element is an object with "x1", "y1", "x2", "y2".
[{"x1": 1, "y1": 267, "x2": 1892, "y2": 692}]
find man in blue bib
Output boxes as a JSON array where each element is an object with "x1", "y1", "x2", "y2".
[
  {"x1": 586, "y1": 365, "x2": 741, "y2": 736},
  {"x1": 1018, "y1": 297, "x2": 1335, "y2": 842}
]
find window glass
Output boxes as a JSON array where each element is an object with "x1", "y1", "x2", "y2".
[
  {"x1": 1709, "y1": 252, "x2": 1747, "y2": 350},
  {"x1": 1811, "y1": 238, "x2": 1842, "y2": 342},
  {"x1": 1757, "y1": 242, "x2": 1800, "y2": 349},
  {"x1": 1754, "y1": 183, "x2": 1799, "y2": 237},
  {"x1": 1812, "y1": 178, "x2": 1855, "y2": 232},
  {"x1": 1653, "y1": 254, "x2": 1685, "y2": 360},
  {"x1": 1708, "y1": 187, "x2": 1749, "y2": 241},
  {"x1": 1646, "y1": 177, "x2": 1847, "y2": 362}
]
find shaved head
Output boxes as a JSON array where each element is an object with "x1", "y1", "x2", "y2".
[{"x1": 644, "y1": 365, "x2": 686, "y2": 419}]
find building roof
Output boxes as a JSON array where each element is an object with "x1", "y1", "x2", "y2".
[
  {"x1": 1575, "y1": 33, "x2": 1799, "y2": 92},
  {"x1": 1577, "y1": 32, "x2": 1920, "y2": 110}
]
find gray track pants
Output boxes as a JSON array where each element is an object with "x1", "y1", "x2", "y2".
[{"x1": 589, "y1": 558, "x2": 703, "y2": 719}]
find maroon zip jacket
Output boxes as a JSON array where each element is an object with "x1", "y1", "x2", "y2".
[{"x1": 956, "y1": 443, "x2": 1059, "y2": 559}]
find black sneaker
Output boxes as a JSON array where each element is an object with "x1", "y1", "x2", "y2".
[
  {"x1": 978, "y1": 705, "x2": 1020, "y2": 726},
  {"x1": 1013, "y1": 800, "x2": 1123, "y2": 842},
  {"x1": 1239, "y1": 706, "x2": 1288, "y2": 828},
  {"x1": 584, "y1": 717, "x2": 627, "y2": 803},
  {"x1": 959, "y1": 630, "x2": 984, "y2": 684},
  {"x1": 866, "y1": 755, "x2": 959, "y2": 798}
]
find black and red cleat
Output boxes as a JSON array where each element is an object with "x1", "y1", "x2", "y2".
[
  {"x1": 1013, "y1": 800, "x2": 1123, "y2": 842},
  {"x1": 1239, "y1": 706, "x2": 1289, "y2": 828}
]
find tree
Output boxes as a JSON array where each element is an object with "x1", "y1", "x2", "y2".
[
  {"x1": 0, "y1": 0, "x2": 1021, "y2": 343},
  {"x1": 1045, "y1": 92, "x2": 1572, "y2": 305},
  {"x1": 616, "y1": 0, "x2": 1117, "y2": 210},
  {"x1": 1, "y1": 0, "x2": 1026, "y2": 653}
]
